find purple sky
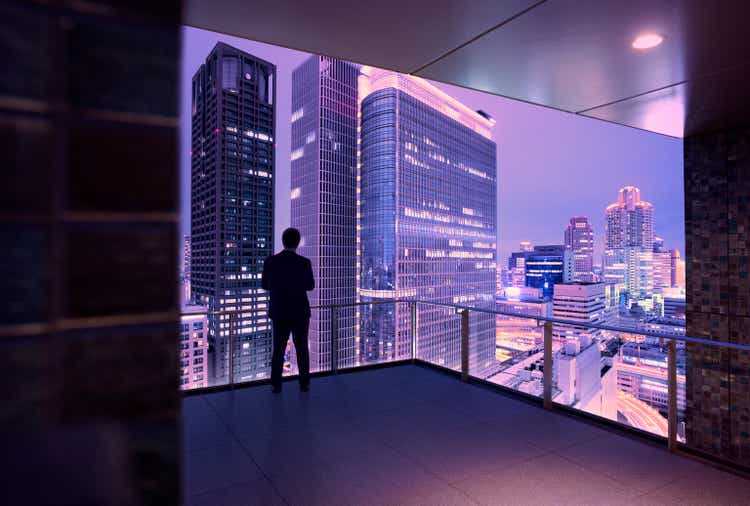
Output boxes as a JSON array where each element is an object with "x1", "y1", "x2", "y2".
[{"x1": 180, "y1": 26, "x2": 684, "y2": 267}]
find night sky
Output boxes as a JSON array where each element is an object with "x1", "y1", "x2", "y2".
[{"x1": 180, "y1": 26, "x2": 684, "y2": 267}]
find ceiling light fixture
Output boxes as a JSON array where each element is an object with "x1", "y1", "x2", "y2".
[{"x1": 632, "y1": 33, "x2": 664, "y2": 50}]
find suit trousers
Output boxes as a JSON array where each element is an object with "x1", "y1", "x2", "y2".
[{"x1": 271, "y1": 318, "x2": 310, "y2": 387}]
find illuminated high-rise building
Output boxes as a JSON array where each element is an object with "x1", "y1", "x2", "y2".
[
  {"x1": 358, "y1": 68, "x2": 497, "y2": 376},
  {"x1": 190, "y1": 43, "x2": 276, "y2": 384},
  {"x1": 605, "y1": 187, "x2": 654, "y2": 250},
  {"x1": 524, "y1": 245, "x2": 574, "y2": 298},
  {"x1": 603, "y1": 186, "x2": 655, "y2": 305},
  {"x1": 653, "y1": 250, "x2": 672, "y2": 291},
  {"x1": 291, "y1": 56, "x2": 359, "y2": 371},
  {"x1": 564, "y1": 216, "x2": 594, "y2": 282},
  {"x1": 180, "y1": 303, "x2": 209, "y2": 390}
]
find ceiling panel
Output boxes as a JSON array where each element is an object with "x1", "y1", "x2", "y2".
[
  {"x1": 415, "y1": 0, "x2": 750, "y2": 114},
  {"x1": 582, "y1": 62, "x2": 750, "y2": 138},
  {"x1": 184, "y1": 0, "x2": 540, "y2": 74}
]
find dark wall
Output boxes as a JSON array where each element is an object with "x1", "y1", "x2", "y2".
[
  {"x1": 1, "y1": 1, "x2": 181, "y2": 504},
  {"x1": 684, "y1": 126, "x2": 750, "y2": 465}
]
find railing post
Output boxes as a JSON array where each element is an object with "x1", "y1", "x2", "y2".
[
  {"x1": 228, "y1": 312, "x2": 235, "y2": 389},
  {"x1": 543, "y1": 321, "x2": 553, "y2": 409},
  {"x1": 461, "y1": 309, "x2": 469, "y2": 382},
  {"x1": 667, "y1": 339, "x2": 678, "y2": 452},
  {"x1": 410, "y1": 301, "x2": 418, "y2": 360},
  {"x1": 330, "y1": 306, "x2": 338, "y2": 374}
]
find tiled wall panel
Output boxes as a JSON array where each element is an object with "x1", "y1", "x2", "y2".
[
  {"x1": 0, "y1": 1, "x2": 181, "y2": 504},
  {"x1": 685, "y1": 126, "x2": 750, "y2": 467}
]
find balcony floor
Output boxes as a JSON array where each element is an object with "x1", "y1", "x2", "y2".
[{"x1": 182, "y1": 364, "x2": 749, "y2": 505}]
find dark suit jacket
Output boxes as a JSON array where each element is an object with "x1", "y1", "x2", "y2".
[{"x1": 261, "y1": 250, "x2": 315, "y2": 321}]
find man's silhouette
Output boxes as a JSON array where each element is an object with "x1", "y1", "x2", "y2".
[{"x1": 262, "y1": 227, "x2": 315, "y2": 393}]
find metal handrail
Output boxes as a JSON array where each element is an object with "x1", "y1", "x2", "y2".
[{"x1": 182, "y1": 298, "x2": 750, "y2": 351}]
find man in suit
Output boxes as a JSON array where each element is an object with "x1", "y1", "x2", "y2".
[{"x1": 262, "y1": 227, "x2": 315, "y2": 393}]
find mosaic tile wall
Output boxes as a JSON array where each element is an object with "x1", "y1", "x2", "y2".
[
  {"x1": 1, "y1": 1, "x2": 181, "y2": 504},
  {"x1": 685, "y1": 126, "x2": 750, "y2": 466}
]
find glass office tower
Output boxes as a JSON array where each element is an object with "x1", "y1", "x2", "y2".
[
  {"x1": 358, "y1": 68, "x2": 497, "y2": 376},
  {"x1": 291, "y1": 56, "x2": 359, "y2": 372},
  {"x1": 190, "y1": 43, "x2": 276, "y2": 385}
]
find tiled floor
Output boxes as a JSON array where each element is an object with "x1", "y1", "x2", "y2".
[{"x1": 182, "y1": 364, "x2": 750, "y2": 505}]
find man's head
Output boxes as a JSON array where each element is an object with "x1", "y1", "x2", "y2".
[{"x1": 282, "y1": 227, "x2": 301, "y2": 250}]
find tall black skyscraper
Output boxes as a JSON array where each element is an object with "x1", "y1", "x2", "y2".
[{"x1": 191, "y1": 43, "x2": 276, "y2": 385}]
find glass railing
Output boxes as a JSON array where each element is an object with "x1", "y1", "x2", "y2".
[{"x1": 180, "y1": 298, "x2": 750, "y2": 462}]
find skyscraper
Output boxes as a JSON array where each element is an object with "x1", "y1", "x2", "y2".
[
  {"x1": 564, "y1": 216, "x2": 594, "y2": 282},
  {"x1": 291, "y1": 56, "x2": 359, "y2": 372},
  {"x1": 524, "y1": 245, "x2": 574, "y2": 298},
  {"x1": 190, "y1": 43, "x2": 276, "y2": 385},
  {"x1": 653, "y1": 250, "x2": 672, "y2": 291},
  {"x1": 604, "y1": 186, "x2": 655, "y2": 306},
  {"x1": 605, "y1": 187, "x2": 654, "y2": 250},
  {"x1": 358, "y1": 68, "x2": 497, "y2": 376}
]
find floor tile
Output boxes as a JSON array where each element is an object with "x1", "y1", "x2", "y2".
[
  {"x1": 495, "y1": 409, "x2": 613, "y2": 452},
  {"x1": 554, "y1": 432, "x2": 702, "y2": 494},
  {"x1": 185, "y1": 478, "x2": 285, "y2": 506},
  {"x1": 454, "y1": 453, "x2": 633, "y2": 506},
  {"x1": 181, "y1": 404, "x2": 235, "y2": 452},
  {"x1": 392, "y1": 421, "x2": 548, "y2": 483},
  {"x1": 183, "y1": 442, "x2": 264, "y2": 496},
  {"x1": 642, "y1": 465, "x2": 750, "y2": 505}
]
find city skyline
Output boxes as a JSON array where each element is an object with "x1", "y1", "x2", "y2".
[{"x1": 180, "y1": 27, "x2": 685, "y2": 267}]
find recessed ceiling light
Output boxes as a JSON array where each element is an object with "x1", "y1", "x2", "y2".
[{"x1": 632, "y1": 33, "x2": 664, "y2": 50}]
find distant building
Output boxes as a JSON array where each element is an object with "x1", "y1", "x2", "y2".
[
  {"x1": 603, "y1": 187, "x2": 655, "y2": 306},
  {"x1": 358, "y1": 68, "x2": 497, "y2": 376},
  {"x1": 652, "y1": 250, "x2": 672, "y2": 291},
  {"x1": 519, "y1": 241, "x2": 533, "y2": 252},
  {"x1": 180, "y1": 304, "x2": 209, "y2": 390},
  {"x1": 662, "y1": 287, "x2": 686, "y2": 319},
  {"x1": 551, "y1": 282, "x2": 606, "y2": 343},
  {"x1": 641, "y1": 316, "x2": 687, "y2": 337},
  {"x1": 508, "y1": 251, "x2": 525, "y2": 270},
  {"x1": 564, "y1": 216, "x2": 594, "y2": 282},
  {"x1": 524, "y1": 245, "x2": 574, "y2": 298},
  {"x1": 617, "y1": 341, "x2": 686, "y2": 420},
  {"x1": 653, "y1": 236, "x2": 665, "y2": 252},
  {"x1": 552, "y1": 282, "x2": 615, "y2": 419}
]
